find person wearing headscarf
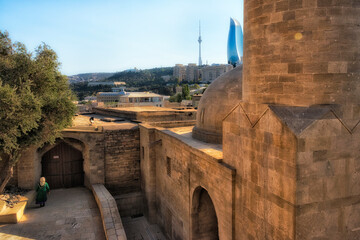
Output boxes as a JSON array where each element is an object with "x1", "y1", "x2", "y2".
[{"x1": 36, "y1": 177, "x2": 50, "y2": 207}]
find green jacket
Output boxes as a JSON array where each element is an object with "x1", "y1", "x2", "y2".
[{"x1": 36, "y1": 182, "x2": 50, "y2": 202}]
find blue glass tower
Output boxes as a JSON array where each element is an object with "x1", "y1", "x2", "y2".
[{"x1": 227, "y1": 17, "x2": 243, "y2": 66}]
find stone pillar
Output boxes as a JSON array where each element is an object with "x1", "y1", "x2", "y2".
[
  {"x1": 17, "y1": 147, "x2": 39, "y2": 189},
  {"x1": 222, "y1": 1, "x2": 360, "y2": 239},
  {"x1": 139, "y1": 125, "x2": 158, "y2": 223},
  {"x1": 243, "y1": 0, "x2": 360, "y2": 106}
]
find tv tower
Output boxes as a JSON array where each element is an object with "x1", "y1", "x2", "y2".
[{"x1": 198, "y1": 21, "x2": 202, "y2": 66}]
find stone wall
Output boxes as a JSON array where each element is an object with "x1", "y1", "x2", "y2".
[
  {"x1": 243, "y1": 0, "x2": 360, "y2": 106},
  {"x1": 223, "y1": 103, "x2": 296, "y2": 240},
  {"x1": 294, "y1": 106, "x2": 360, "y2": 239},
  {"x1": 94, "y1": 107, "x2": 196, "y2": 123},
  {"x1": 223, "y1": 102, "x2": 360, "y2": 239},
  {"x1": 104, "y1": 128, "x2": 140, "y2": 195},
  {"x1": 140, "y1": 124, "x2": 235, "y2": 240},
  {"x1": 13, "y1": 127, "x2": 141, "y2": 198}
]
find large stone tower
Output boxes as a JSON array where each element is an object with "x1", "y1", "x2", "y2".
[
  {"x1": 222, "y1": 1, "x2": 360, "y2": 239},
  {"x1": 242, "y1": 0, "x2": 360, "y2": 108}
]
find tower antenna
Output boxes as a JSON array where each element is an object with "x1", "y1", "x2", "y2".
[{"x1": 198, "y1": 21, "x2": 202, "y2": 66}]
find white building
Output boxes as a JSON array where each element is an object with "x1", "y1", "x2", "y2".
[
  {"x1": 84, "y1": 96, "x2": 97, "y2": 101},
  {"x1": 97, "y1": 91, "x2": 165, "y2": 107}
]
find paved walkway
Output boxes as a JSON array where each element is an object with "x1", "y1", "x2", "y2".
[{"x1": 0, "y1": 187, "x2": 105, "y2": 240}]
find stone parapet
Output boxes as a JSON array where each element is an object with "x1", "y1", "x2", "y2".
[{"x1": 91, "y1": 184, "x2": 127, "y2": 240}]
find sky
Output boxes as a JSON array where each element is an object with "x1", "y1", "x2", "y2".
[{"x1": 0, "y1": 0, "x2": 243, "y2": 75}]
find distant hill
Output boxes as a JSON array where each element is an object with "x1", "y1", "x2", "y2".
[
  {"x1": 69, "y1": 67, "x2": 175, "y2": 100},
  {"x1": 106, "y1": 67, "x2": 173, "y2": 87},
  {"x1": 67, "y1": 72, "x2": 115, "y2": 83}
]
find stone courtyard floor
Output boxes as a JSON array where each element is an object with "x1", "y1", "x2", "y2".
[
  {"x1": 122, "y1": 216, "x2": 166, "y2": 240},
  {"x1": 0, "y1": 187, "x2": 105, "y2": 240}
]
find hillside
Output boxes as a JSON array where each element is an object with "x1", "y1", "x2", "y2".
[
  {"x1": 70, "y1": 67, "x2": 175, "y2": 100},
  {"x1": 106, "y1": 67, "x2": 173, "y2": 87},
  {"x1": 67, "y1": 72, "x2": 114, "y2": 83}
]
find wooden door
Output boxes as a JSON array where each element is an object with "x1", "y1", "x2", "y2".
[{"x1": 42, "y1": 142, "x2": 84, "y2": 189}]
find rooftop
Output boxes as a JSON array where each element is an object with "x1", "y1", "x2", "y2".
[
  {"x1": 64, "y1": 114, "x2": 138, "y2": 132},
  {"x1": 100, "y1": 106, "x2": 195, "y2": 113},
  {"x1": 97, "y1": 92, "x2": 164, "y2": 98},
  {"x1": 165, "y1": 126, "x2": 223, "y2": 160}
]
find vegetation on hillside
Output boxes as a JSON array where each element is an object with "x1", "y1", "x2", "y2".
[
  {"x1": 70, "y1": 82, "x2": 113, "y2": 100},
  {"x1": 67, "y1": 72, "x2": 114, "y2": 83},
  {"x1": 71, "y1": 67, "x2": 176, "y2": 100}
]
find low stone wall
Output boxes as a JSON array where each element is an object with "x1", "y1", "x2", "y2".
[
  {"x1": 94, "y1": 107, "x2": 196, "y2": 122},
  {"x1": 147, "y1": 120, "x2": 196, "y2": 128},
  {"x1": 91, "y1": 184, "x2": 127, "y2": 240}
]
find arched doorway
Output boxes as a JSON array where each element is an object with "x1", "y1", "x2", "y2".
[
  {"x1": 191, "y1": 187, "x2": 219, "y2": 240},
  {"x1": 42, "y1": 141, "x2": 84, "y2": 189}
]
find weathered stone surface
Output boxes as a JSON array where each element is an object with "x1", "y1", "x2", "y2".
[
  {"x1": 243, "y1": 0, "x2": 360, "y2": 107},
  {"x1": 192, "y1": 65, "x2": 243, "y2": 144},
  {"x1": 92, "y1": 184, "x2": 127, "y2": 240}
]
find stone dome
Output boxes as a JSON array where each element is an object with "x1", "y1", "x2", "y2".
[{"x1": 192, "y1": 66, "x2": 242, "y2": 144}]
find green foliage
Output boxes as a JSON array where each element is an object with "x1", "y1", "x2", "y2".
[
  {"x1": 169, "y1": 93, "x2": 182, "y2": 103},
  {"x1": 182, "y1": 84, "x2": 190, "y2": 100},
  {"x1": 71, "y1": 82, "x2": 112, "y2": 100},
  {"x1": 107, "y1": 67, "x2": 173, "y2": 86},
  {"x1": 168, "y1": 84, "x2": 193, "y2": 102},
  {"x1": 0, "y1": 31, "x2": 76, "y2": 164},
  {"x1": 70, "y1": 67, "x2": 175, "y2": 100}
]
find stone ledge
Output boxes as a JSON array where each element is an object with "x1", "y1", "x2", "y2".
[
  {"x1": 0, "y1": 190, "x2": 35, "y2": 224},
  {"x1": 91, "y1": 184, "x2": 127, "y2": 240},
  {"x1": 0, "y1": 201, "x2": 27, "y2": 223},
  {"x1": 24, "y1": 190, "x2": 36, "y2": 205}
]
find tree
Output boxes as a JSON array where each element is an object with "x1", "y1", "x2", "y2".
[
  {"x1": 0, "y1": 31, "x2": 76, "y2": 193},
  {"x1": 182, "y1": 84, "x2": 191, "y2": 100},
  {"x1": 182, "y1": 84, "x2": 190, "y2": 100}
]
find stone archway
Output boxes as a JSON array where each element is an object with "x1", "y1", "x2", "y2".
[
  {"x1": 41, "y1": 140, "x2": 84, "y2": 189},
  {"x1": 191, "y1": 187, "x2": 219, "y2": 240}
]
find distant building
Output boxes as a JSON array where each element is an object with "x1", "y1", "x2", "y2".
[
  {"x1": 84, "y1": 96, "x2": 97, "y2": 101},
  {"x1": 96, "y1": 92, "x2": 123, "y2": 103},
  {"x1": 181, "y1": 100, "x2": 193, "y2": 107},
  {"x1": 174, "y1": 63, "x2": 233, "y2": 82},
  {"x1": 97, "y1": 90, "x2": 165, "y2": 107},
  {"x1": 192, "y1": 94, "x2": 202, "y2": 108},
  {"x1": 174, "y1": 64, "x2": 201, "y2": 82},
  {"x1": 112, "y1": 86, "x2": 126, "y2": 92},
  {"x1": 201, "y1": 64, "x2": 233, "y2": 82},
  {"x1": 88, "y1": 81, "x2": 126, "y2": 87},
  {"x1": 123, "y1": 68, "x2": 139, "y2": 73},
  {"x1": 175, "y1": 86, "x2": 182, "y2": 94},
  {"x1": 186, "y1": 64, "x2": 200, "y2": 82},
  {"x1": 173, "y1": 64, "x2": 186, "y2": 81},
  {"x1": 227, "y1": 17, "x2": 243, "y2": 66}
]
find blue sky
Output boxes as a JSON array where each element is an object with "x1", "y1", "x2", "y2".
[{"x1": 0, "y1": 0, "x2": 243, "y2": 75}]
